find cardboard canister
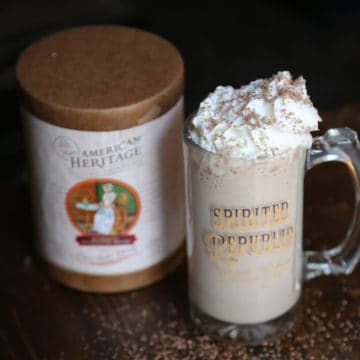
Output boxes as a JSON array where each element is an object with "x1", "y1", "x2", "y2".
[{"x1": 16, "y1": 25, "x2": 185, "y2": 292}]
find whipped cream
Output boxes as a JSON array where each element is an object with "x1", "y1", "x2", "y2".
[{"x1": 189, "y1": 71, "x2": 321, "y2": 159}]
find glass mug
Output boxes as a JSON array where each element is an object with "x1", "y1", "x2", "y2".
[{"x1": 183, "y1": 118, "x2": 360, "y2": 344}]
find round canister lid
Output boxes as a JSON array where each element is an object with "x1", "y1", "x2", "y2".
[{"x1": 16, "y1": 25, "x2": 184, "y2": 130}]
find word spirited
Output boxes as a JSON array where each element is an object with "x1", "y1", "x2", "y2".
[{"x1": 211, "y1": 201, "x2": 289, "y2": 229}]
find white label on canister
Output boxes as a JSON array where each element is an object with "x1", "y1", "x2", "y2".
[{"x1": 23, "y1": 98, "x2": 185, "y2": 275}]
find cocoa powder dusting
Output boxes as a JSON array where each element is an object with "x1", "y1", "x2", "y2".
[{"x1": 75, "y1": 262, "x2": 359, "y2": 359}]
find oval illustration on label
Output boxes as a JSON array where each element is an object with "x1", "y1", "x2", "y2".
[{"x1": 65, "y1": 178, "x2": 141, "y2": 242}]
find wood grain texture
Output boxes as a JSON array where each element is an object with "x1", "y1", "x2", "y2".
[
  {"x1": 16, "y1": 26, "x2": 184, "y2": 130},
  {"x1": 1, "y1": 106, "x2": 360, "y2": 359}
]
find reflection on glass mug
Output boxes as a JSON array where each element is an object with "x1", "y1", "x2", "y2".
[{"x1": 182, "y1": 72, "x2": 360, "y2": 344}]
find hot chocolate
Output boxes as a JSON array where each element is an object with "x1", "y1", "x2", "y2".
[
  {"x1": 184, "y1": 71, "x2": 321, "y2": 324},
  {"x1": 187, "y1": 145, "x2": 306, "y2": 323}
]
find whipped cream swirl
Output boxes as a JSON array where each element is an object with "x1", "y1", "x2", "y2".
[{"x1": 189, "y1": 71, "x2": 321, "y2": 160}]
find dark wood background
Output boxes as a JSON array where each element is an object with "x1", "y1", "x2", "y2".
[{"x1": 1, "y1": 1, "x2": 360, "y2": 358}]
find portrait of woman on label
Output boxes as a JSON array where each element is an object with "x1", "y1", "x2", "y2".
[
  {"x1": 91, "y1": 183, "x2": 116, "y2": 234},
  {"x1": 66, "y1": 179, "x2": 140, "y2": 236}
]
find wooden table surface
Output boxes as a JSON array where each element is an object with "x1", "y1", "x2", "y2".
[{"x1": 1, "y1": 106, "x2": 360, "y2": 360}]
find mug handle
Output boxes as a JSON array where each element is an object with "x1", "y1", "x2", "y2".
[{"x1": 305, "y1": 127, "x2": 360, "y2": 280}]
